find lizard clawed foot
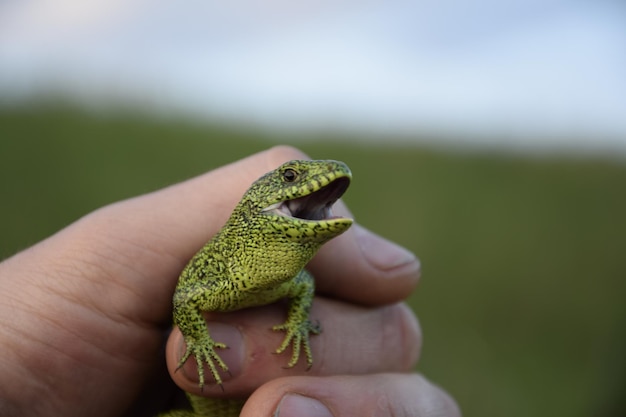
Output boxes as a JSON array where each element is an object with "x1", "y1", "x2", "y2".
[
  {"x1": 176, "y1": 338, "x2": 229, "y2": 389},
  {"x1": 272, "y1": 319, "x2": 321, "y2": 370}
]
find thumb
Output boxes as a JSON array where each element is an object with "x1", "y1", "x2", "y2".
[{"x1": 242, "y1": 374, "x2": 460, "y2": 417}]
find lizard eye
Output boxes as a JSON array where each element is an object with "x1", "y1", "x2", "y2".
[{"x1": 282, "y1": 168, "x2": 298, "y2": 182}]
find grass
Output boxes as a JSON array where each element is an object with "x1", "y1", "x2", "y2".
[{"x1": 1, "y1": 105, "x2": 625, "y2": 417}]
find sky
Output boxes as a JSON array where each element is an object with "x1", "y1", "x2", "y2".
[{"x1": 1, "y1": 0, "x2": 625, "y2": 154}]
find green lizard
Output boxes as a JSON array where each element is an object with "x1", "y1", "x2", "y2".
[{"x1": 160, "y1": 159, "x2": 353, "y2": 417}]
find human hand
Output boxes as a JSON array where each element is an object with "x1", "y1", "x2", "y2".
[{"x1": 0, "y1": 146, "x2": 460, "y2": 417}]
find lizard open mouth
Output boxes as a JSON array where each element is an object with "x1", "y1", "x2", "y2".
[{"x1": 262, "y1": 177, "x2": 350, "y2": 221}]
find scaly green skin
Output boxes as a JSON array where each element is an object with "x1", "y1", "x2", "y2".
[{"x1": 160, "y1": 160, "x2": 353, "y2": 417}]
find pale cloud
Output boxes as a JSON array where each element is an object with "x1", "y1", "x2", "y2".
[
  {"x1": 0, "y1": 0, "x2": 143, "y2": 42},
  {"x1": 1, "y1": 0, "x2": 625, "y2": 153}
]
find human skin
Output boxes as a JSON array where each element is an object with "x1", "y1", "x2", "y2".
[{"x1": 0, "y1": 146, "x2": 460, "y2": 417}]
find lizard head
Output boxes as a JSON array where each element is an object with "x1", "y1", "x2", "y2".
[{"x1": 241, "y1": 159, "x2": 353, "y2": 244}]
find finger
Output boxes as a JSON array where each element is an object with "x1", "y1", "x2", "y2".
[
  {"x1": 243, "y1": 373, "x2": 461, "y2": 417},
  {"x1": 309, "y1": 221, "x2": 420, "y2": 306},
  {"x1": 80, "y1": 145, "x2": 303, "y2": 267},
  {"x1": 166, "y1": 299, "x2": 421, "y2": 396}
]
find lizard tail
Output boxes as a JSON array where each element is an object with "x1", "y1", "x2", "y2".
[{"x1": 159, "y1": 394, "x2": 246, "y2": 417}]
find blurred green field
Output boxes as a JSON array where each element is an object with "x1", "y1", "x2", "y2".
[{"x1": 1, "y1": 106, "x2": 625, "y2": 417}]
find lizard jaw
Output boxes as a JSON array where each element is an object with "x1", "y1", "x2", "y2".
[{"x1": 262, "y1": 177, "x2": 350, "y2": 222}]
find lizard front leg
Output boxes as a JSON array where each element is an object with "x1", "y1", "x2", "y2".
[
  {"x1": 173, "y1": 285, "x2": 230, "y2": 389},
  {"x1": 272, "y1": 269, "x2": 320, "y2": 369}
]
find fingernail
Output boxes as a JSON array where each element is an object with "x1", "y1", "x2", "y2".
[
  {"x1": 354, "y1": 224, "x2": 417, "y2": 271},
  {"x1": 275, "y1": 394, "x2": 334, "y2": 417},
  {"x1": 179, "y1": 322, "x2": 244, "y2": 383}
]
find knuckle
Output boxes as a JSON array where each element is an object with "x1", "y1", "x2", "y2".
[
  {"x1": 379, "y1": 303, "x2": 422, "y2": 370},
  {"x1": 266, "y1": 145, "x2": 310, "y2": 164}
]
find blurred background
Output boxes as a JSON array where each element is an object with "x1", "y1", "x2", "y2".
[{"x1": 1, "y1": 1, "x2": 625, "y2": 416}]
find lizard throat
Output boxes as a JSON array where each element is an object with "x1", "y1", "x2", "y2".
[{"x1": 261, "y1": 177, "x2": 350, "y2": 221}]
